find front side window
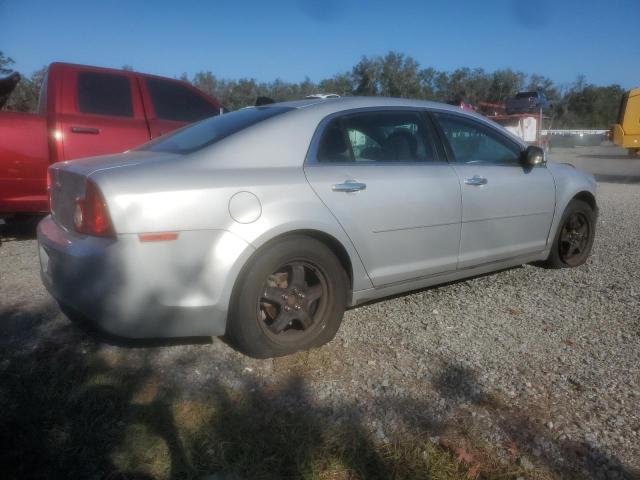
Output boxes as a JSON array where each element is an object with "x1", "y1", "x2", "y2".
[
  {"x1": 140, "y1": 106, "x2": 292, "y2": 154},
  {"x1": 77, "y1": 72, "x2": 133, "y2": 117},
  {"x1": 146, "y1": 78, "x2": 218, "y2": 122},
  {"x1": 317, "y1": 111, "x2": 435, "y2": 163},
  {"x1": 434, "y1": 113, "x2": 521, "y2": 165}
]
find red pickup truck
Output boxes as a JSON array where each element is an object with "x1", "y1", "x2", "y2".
[{"x1": 0, "y1": 62, "x2": 222, "y2": 218}]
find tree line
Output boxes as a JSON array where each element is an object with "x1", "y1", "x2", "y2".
[{"x1": 1, "y1": 50, "x2": 626, "y2": 129}]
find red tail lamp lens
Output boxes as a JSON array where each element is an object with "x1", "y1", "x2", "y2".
[{"x1": 74, "y1": 180, "x2": 115, "y2": 237}]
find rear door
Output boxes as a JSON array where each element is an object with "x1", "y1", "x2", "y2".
[
  {"x1": 304, "y1": 109, "x2": 462, "y2": 287},
  {"x1": 57, "y1": 67, "x2": 150, "y2": 160},
  {"x1": 432, "y1": 111, "x2": 555, "y2": 268},
  {"x1": 140, "y1": 76, "x2": 220, "y2": 138}
]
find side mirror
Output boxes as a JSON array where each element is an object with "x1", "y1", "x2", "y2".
[{"x1": 522, "y1": 145, "x2": 546, "y2": 167}]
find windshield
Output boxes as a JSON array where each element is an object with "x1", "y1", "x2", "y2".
[{"x1": 140, "y1": 106, "x2": 293, "y2": 154}]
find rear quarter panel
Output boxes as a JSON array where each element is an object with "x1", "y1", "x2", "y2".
[{"x1": 92, "y1": 154, "x2": 373, "y2": 296}]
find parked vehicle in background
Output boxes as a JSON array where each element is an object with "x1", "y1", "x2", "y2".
[
  {"x1": 38, "y1": 97, "x2": 598, "y2": 358},
  {"x1": 506, "y1": 90, "x2": 551, "y2": 114},
  {"x1": 0, "y1": 62, "x2": 222, "y2": 218},
  {"x1": 447, "y1": 94, "x2": 476, "y2": 111},
  {"x1": 611, "y1": 87, "x2": 640, "y2": 157},
  {"x1": 306, "y1": 93, "x2": 340, "y2": 99}
]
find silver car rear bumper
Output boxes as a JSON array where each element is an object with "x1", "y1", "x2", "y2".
[{"x1": 37, "y1": 216, "x2": 254, "y2": 338}]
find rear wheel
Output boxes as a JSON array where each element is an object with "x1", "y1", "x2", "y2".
[
  {"x1": 226, "y1": 236, "x2": 348, "y2": 358},
  {"x1": 544, "y1": 199, "x2": 596, "y2": 268}
]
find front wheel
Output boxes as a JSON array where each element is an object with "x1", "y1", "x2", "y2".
[
  {"x1": 226, "y1": 236, "x2": 348, "y2": 358},
  {"x1": 543, "y1": 199, "x2": 596, "y2": 268}
]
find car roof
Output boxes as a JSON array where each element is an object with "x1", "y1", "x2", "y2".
[
  {"x1": 269, "y1": 96, "x2": 522, "y2": 141},
  {"x1": 274, "y1": 96, "x2": 465, "y2": 112}
]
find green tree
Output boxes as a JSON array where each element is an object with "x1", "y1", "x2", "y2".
[
  {"x1": 352, "y1": 55, "x2": 380, "y2": 95},
  {"x1": 0, "y1": 51, "x2": 15, "y2": 75},
  {"x1": 319, "y1": 72, "x2": 353, "y2": 96},
  {"x1": 378, "y1": 52, "x2": 421, "y2": 98},
  {"x1": 0, "y1": 50, "x2": 624, "y2": 128},
  {"x1": 526, "y1": 74, "x2": 559, "y2": 102},
  {"x1": 417, "y1": 67, "x2": 438, "y2": 99},
  {"x1": 556, "y1": 79, "x2": 625, "y2": 128},
  {"x1": 486, "y1": 69, "x2": 526, "y2": 103},
  {"x1": 4, "y1": 66, "x2": 47, "y2": 112}
]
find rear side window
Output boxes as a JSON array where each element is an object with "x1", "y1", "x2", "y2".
[
  {"x1": 77, "y1": 72, "x2": 133, "y2": 117},
  {"x1": 434, "y1": 113, "x2": 521, "y2": 165},
  {"x1": 146, "y1": 78, "x2": 218, "y2": 122},
  {"x1": 317, "y1": 111, "x2": 435, "y2": 163},
  {"x1": 140, "y1": 106, "x2": 292, "y2": 154}
]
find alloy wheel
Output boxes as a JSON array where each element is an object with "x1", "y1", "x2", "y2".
[
  {"x1": 257, "y1": 261, "x2": 328, "y2": 343},
  {"x1": 559, "y1": 212, "x2": 591, "y2": 266}
]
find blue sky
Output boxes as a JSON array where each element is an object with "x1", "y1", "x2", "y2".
[{"x1": 1, "y1": 0, "x2": 639, "y2": 88}]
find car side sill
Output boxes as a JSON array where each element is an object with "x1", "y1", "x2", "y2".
[{"x1": 350, "y1": 251, "x2": 547, "y2": 306}]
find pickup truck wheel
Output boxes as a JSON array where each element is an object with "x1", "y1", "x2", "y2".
[
  {"x1": 226, "y1": 236, "x2": 348, "y2": 358},
  {"x1": 543, "y1": 199, "x2": 596, "y2": 268},
  {"x1": 1, "y1": 215, "x2": 41, "y2": 236}
]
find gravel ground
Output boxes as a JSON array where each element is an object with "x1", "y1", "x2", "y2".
[{"x1": 1, "y1": 145, "x2": 639, "y2": 479}]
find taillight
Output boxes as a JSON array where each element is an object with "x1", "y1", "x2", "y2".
[
  {"x1": 73, "y1": 180, "x2": 115, "y2": 237},
  {"x1": 46, "y1": 168, "x2": 53, "y2": 209}
]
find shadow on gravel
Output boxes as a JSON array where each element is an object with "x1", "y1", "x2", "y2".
[
  {"x1": 0, "y1": 216, "x2": 40, "y2": 242},
  {"x1": 0, "y1": 303, "x2": 60, "y2": 349},
  {"x1": 580, "y1": 154, "x2": 639, "y2": 160},
  {"x1": 433, "y1": 363, "x2": 638, "y2": 480},
  {"x1": 0, "y1": 308, "x2": 439, "y2": 479},
  {"x1": 1, "y1": 302, "x2": 638, "y2": 479},
  {"x1": 593, "y1": 174, "x2": 640, "y2": 184}
]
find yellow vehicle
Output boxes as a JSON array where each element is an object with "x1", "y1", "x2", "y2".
[{"x1": 612, "y1": 88, "x2": 640, "y2": 156}]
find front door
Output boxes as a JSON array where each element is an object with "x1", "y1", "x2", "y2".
[
  {"x1": 304, "y1": 110, "x2": 462, "y2": 287},
  {"x1": 433, "y1": 112, "x2": 555, "y2": 268}
]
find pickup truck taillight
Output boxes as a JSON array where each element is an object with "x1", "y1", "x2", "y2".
[
  {"x1": 73, "y1": 180, "x2": 115, "y2": 237},
  {"x1": 46, "y1": 169, "x2": 52, "y2": 209}
]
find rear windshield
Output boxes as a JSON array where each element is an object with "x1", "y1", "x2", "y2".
[{"x1": 140, "y1": 106, "x2": 292, "y2": 154}]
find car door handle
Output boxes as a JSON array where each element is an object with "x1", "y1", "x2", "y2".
[
  {"x1": 332, "y1": 181, "x2": 367, "y2": 193},
  {"x1": 71, "y1": 126, "x2": 100, "y2": 134},
  {"x1": 464, "y1": 175, "x2": 488, "y2": 186}
]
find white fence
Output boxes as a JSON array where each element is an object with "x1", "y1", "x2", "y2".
[{"x1": 542, "y1": 129, "x2": 608, "y2": 136}]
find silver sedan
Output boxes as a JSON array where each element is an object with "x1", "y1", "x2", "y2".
[{"x1": 38, "y1": 97, "x2": 598, "y2": 358}]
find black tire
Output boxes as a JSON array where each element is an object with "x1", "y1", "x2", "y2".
[
  {"x1": 543, "y1": 199, "x2": 596, "y2": 268},
  {"x1": 225, "y1": 235, "x2": 348, "y2": 358}
]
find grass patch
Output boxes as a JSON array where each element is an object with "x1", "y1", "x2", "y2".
[{"x1": 0, "y1": 341, "x2": 527, "y2": 479}]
